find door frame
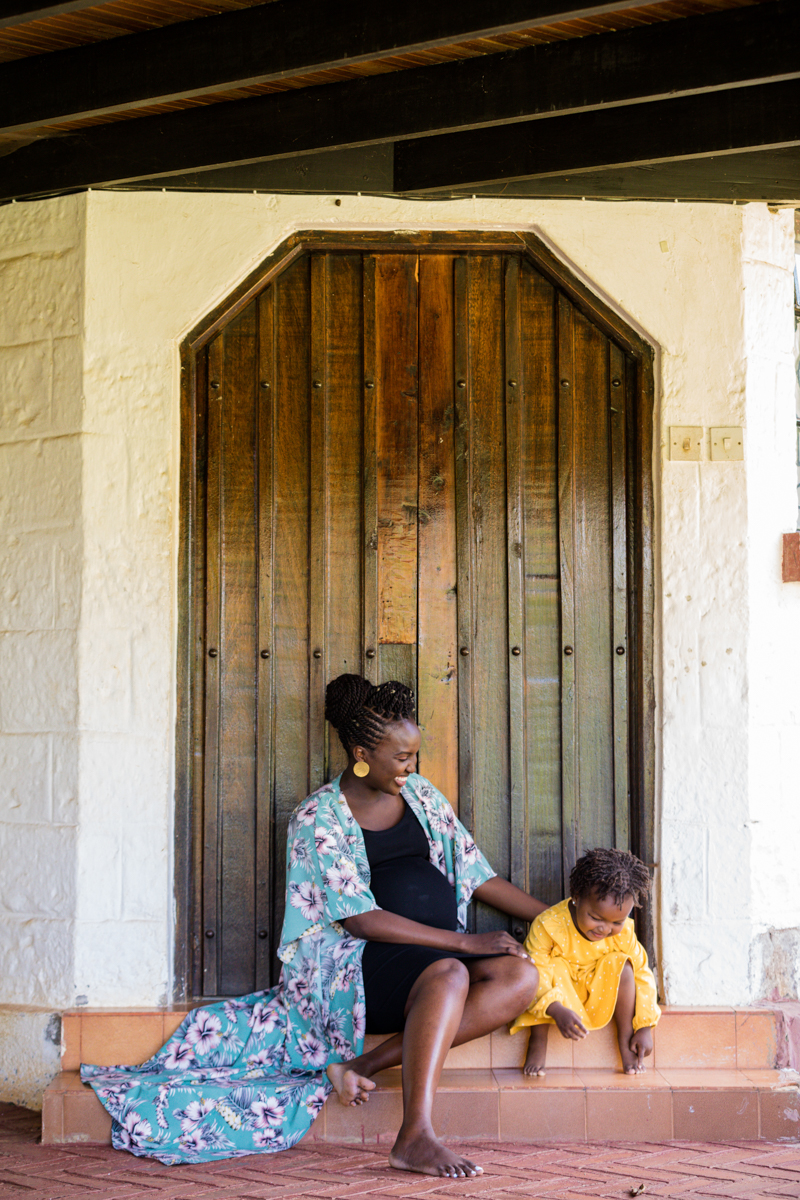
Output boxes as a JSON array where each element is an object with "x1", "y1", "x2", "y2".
[{"x1": 173, "y1": 229, "x2": 656, "y2": 1002}]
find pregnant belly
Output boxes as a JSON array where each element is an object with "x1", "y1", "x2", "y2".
[{"x1": 369, "y1": 858, "x2": 459, "y2": 931}]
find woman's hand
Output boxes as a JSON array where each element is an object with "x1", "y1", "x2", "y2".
[{"x1": 458, "y1": 931, "x2": 532, "y2": 959}]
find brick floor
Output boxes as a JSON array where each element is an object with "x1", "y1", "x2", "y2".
[{"x1": 2, "y1": 1104, "x2": 799, "y2": 1199}]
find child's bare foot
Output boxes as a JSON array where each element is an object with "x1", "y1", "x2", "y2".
[
  {"x1": 389, "y1": 1128, "x2": 483, "y2": 1178},
  {"x1": 326, "y1": 1062, "x2": 376, "y2": 1106},
  {"x1": 522, "y1": 1024, "x2": 549, "y2": 1076},
  {"x1": 620, "y1": 1027, "x2": 654, "y2": 1075}
]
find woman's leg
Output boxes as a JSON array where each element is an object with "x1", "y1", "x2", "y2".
[
  {"x1": 333, "y1": 954, "x2": 538, "y2": 1086},
  {"x1": 388, "y1": 957, "x2": 478, "y2": 1177}
]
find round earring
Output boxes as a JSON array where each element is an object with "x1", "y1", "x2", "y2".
[{"x1": 353, "y1": 761, "x2": 370, "y2": 778}]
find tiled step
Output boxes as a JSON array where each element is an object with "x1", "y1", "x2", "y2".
[
  {"x1": 45, "y1": 1006, "x2": 796, "y2": 1147},
  {"x1": 43, "y1": 1065, "x2": 800, "y2": 1146},
  {"x1": 59, "y1": 1005, "x2": 781, "y2": 1073}
]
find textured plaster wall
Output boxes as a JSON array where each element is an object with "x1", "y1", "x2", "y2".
[
  {"x1": 0, "y1": 196, "x2": 83, "y2": 1015},
  {"x1": 1, "y1": 194, "x2": 798, "y2": 1066},
  {"x1": 742, "y1": 210, "x2": 800, "y2": 1002}
]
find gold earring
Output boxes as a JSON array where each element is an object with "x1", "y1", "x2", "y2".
[{"x1": 353, "y1": 761, "x2": 370, "y2": 778}]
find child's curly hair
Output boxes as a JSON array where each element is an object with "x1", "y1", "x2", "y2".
[{"x1": 569, "y1": 848, "x2": 651, "y2": 908}]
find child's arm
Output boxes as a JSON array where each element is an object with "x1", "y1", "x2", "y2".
[{"x1": 524, "y1": 917, "x2": 587, "y2": 1038}]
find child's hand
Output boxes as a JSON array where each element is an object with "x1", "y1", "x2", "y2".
[
  {"x1": 547, "y1": 1003, "x2": 588, "y2": 1040},
  {"x1": 628, "y1": 1027, "x2": 654, "y2": 1071}
]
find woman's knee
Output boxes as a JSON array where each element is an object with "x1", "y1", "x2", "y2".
[
  {"x1": 489, "y1": 954, "x2": 539, "y2": 1005},
  {"x1": 420, "y1": 956, "x2": 470, "y2": 993}
]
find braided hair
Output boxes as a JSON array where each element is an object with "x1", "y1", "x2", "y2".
[
  {"x1": 569, "y1": 848, "x2": 652, "y2": 909},
  {"x1": 325, "y1": 673, "x2": 416, "y2": 752}
]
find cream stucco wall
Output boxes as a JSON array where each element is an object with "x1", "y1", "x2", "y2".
[{"x1": 1, "y1": 191, "x2": 798, "y2": 1103}]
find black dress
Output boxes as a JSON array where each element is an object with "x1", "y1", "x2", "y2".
[{"x1": 360, "y1": 801, "x2": 467, "y2": 1034}]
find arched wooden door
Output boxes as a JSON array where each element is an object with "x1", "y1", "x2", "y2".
[{"x1": 175, "y1": 232, "x2": 655, "y2": 1001}]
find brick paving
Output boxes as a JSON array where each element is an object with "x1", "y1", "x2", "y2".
[{"x1": 2, "y1": 1104, "x2": 799, "y2": 1200}]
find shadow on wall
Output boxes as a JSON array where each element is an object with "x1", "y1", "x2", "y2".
[
  {"x1": 752, "y1": 926, "x2": 800, "y2": 1070},
  {"x1": 0, "y1": 1011, "x2": 61, "y2": 1111}
]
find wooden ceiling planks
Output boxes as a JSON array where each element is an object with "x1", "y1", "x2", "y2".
[
  {"x1": 0, "y1": 0, "x2": 762, "y2": 62},
  {"x1": 0, "y1": 0, "x2": 769, "y2": 142},
  {"x1": 0, "y1": 0, "x2": 270, "y2": 61}
]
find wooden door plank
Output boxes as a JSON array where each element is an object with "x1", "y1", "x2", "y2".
[
  {"x1": 309, "y1": 255, "x2": 330, "y2": 796},
  {"x1": 201, "y1": 333, "x2": 224, "y2": 996},
  {"x1": 521, "y1": 264, "x2": 562, "y2": 904},
  {"x1": 557, "y1": 294, "x2": 578, "y2": 885},
  {"x1": 375, "y1": 254, "x2": 418, "y2": 648},
  {"x1": 255, "y1": 286, "x2": 275, "y2": 987},
  {"x1": 324, "y1": 253, "x2": 364, "y2": 779},
  {"x1": 216, "y1": 301, "x2": 259, "y2": 998},
  {"x1": 572, "y1": 310, "x2": 615, "y2": 855},
  {"x1": 362, "y1": 255, "x2": 379, "y2": 684},
  {"x1": 610, "y1": 341, "x2": 630, "y2": 851},
  {"x1": 271, "y1": 255, "x2": 312, "y2": 951},
  {"x1": 453, "y1": 256, "x2": 474, "y2": 839},
  {"x1": 504, "y1": 255, "x2": 527, "y2": 896},
  {"x1": 188, "y1": 347, "x2": 209, "y2": 1000},
  {"x1": 417, "y1": 254, "x2": 458, "y2": 806},
  {"x1": 466, "y1": 254, "x2": 509, "y2": 917}
]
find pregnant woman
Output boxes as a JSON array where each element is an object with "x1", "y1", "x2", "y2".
[
  {"x1": 318, "y1": 674, "x2": 546, "y2": 1178},
  {"x1": 82, "y1": 674, "x2": 546, "y2": 1178}
]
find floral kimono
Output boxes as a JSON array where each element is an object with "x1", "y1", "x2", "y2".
[{"x1": 82, "y1": 773, "x2": 495, "y2": 1165}]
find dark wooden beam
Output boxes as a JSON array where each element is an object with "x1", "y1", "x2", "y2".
[
  {"x1": 3, "y1": 2, "x2": 796, "y2": 201},
  {"x1": 3, "y1": 7, "x2": 796, "y2": 201},
  {"x1": 113, "y1": 146, "x2": 800, "y2": 205},
  {"x1": 0, "y1": 0, "x2": 100, "y2": 28},
  {"x1": 1, "y1": 0, "x2": 786, "y2": 133},
  {"x1": 394, "y1": 80, "x2": 800, "y2": 193}
]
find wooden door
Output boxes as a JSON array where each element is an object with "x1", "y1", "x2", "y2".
[{"x1": 181, "y1": 242, "x2": 647, "y2": 998}]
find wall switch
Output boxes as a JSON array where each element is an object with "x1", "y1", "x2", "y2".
[
  {"x1": 669, "y1": 426, "x2": 703, "y2": 461},
  {"x1": 709, "y1": 426, "x2": 744, "y2": 461}
]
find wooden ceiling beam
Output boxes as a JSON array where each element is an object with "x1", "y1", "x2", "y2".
[
  {"x1": 394, "y1": 79, "x2": 800, "y2": 192},
  {"x1": 0, "y1": 0, "x2": 772, "y2": 132},
  {"x1": 0, "y1": 4, "x2": 795, "y2": 201}
]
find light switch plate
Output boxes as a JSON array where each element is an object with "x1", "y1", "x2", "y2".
[
  {"x1": 709, "y1": 426, "x2": 744, "y2": 461},
  {"x1": 669, "y1": 426, "x2": 703, "y2": 461}
]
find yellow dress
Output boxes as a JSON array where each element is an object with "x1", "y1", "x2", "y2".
[{"x1": 509, "y1": 898, "x2": 661, "y2": 1035}]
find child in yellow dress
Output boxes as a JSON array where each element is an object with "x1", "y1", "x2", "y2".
[{"x1": 510, "y1": 848, "x2": 660, "y2": 1075}]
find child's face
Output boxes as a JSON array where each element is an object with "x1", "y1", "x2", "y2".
[{"x1": 571, "y1": 889, "x2": 634, "y2": 941}]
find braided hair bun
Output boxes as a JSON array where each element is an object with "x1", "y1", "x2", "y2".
[{"x1": 325, "y1": 673, "x2": 416, "y2": 751}]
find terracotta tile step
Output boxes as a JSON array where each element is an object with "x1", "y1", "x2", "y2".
[
  {"x1": 60, "y1": 1006, "x2": 781, "y2": 1073},
  {"x1": 42, "y1": 1066, "x2": 800, "y2": 1148}
]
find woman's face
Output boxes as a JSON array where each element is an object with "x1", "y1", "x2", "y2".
[{"x1": 354, "y1": 719, "x2": 421, "y2": 795}]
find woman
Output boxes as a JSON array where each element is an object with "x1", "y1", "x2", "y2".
[
  {"x1": 82, "y1": 675, "x2": 547, "y2": 1177},
  {"x1": 317, "y1": 674, "x2": 546, "y2": 1178}
]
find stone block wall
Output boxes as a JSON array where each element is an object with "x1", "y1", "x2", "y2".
[{"x1": 0, "y1": 196, "x2": 84, "y2": 1013}]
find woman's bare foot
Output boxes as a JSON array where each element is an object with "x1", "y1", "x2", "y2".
[
  {"x1": 389, "y1": 1128, "x2": 483, "y2": 1178},
  {"x1": 326, "y1": 1062, "x2": 377, "y2": 1106},
  {"x1": 522, "y1": 1024, "x2": 548, "y2": 1076}
]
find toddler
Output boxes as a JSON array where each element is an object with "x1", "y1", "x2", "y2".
[{"x1": 510, "y1": 848, "x2": 660, "y2": 1075}]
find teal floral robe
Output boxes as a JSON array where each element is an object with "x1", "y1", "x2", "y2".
[{"x1": 81, "y1": 773, "x2": 495, "y2": 1164}]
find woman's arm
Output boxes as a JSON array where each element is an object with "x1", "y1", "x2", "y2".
[
  {"x1": 341, "y1": 910, "x2": 530, "y2": 958},
  {"x1": 472, "y1": 876, "x2": 549, "y2": 921}
]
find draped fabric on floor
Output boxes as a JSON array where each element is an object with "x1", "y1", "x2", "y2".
[{"x1": 81, "y1": 773, "x2": 494, "y2": 1164}]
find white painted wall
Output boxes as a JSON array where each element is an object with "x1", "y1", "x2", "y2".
[
  {"x1": 0, "y1": 195, "x2": 84, "y2": 1011},
  {"x1": 1, "y1": 194, "x2": 798, "y2": 1078}
]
